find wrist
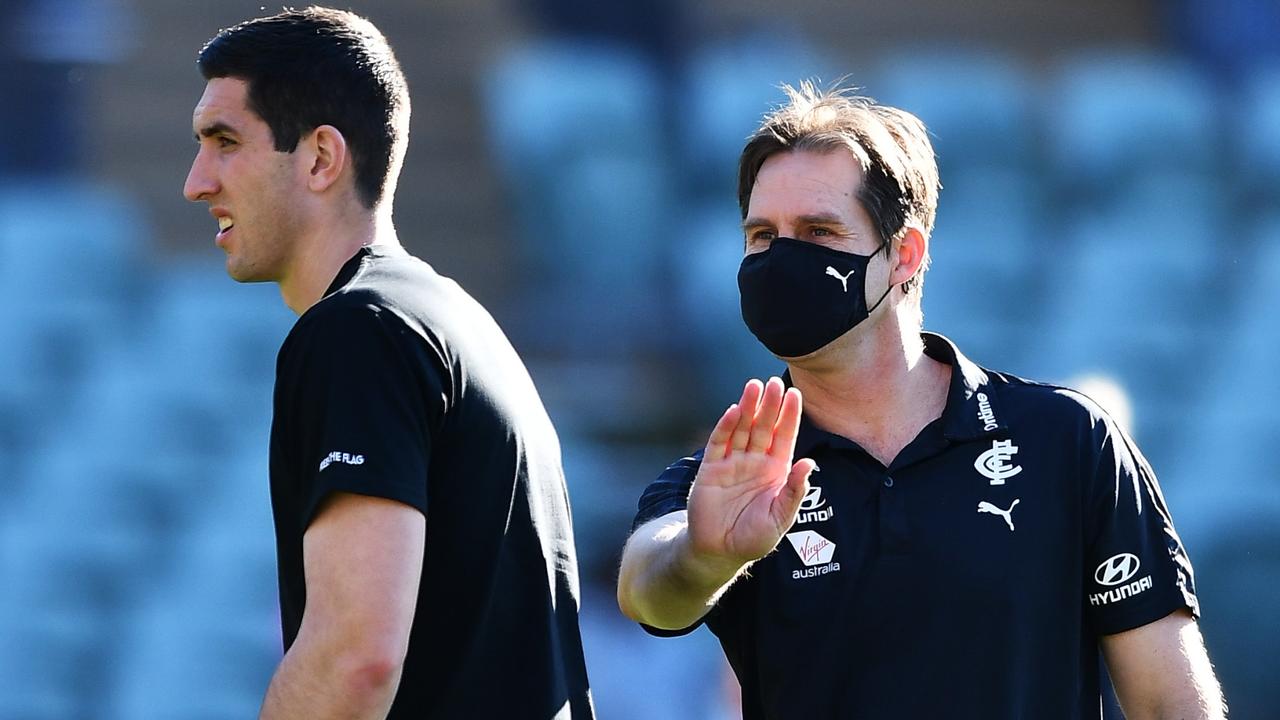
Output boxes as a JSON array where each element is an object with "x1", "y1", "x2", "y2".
[{"x1": 674, "y1": 530, "x2": 750, "y2": 592}]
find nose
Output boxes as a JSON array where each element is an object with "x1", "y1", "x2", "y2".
[
  {"x1": 183, "y1": 148, "x2": 218, "y2": 202},
  {"x1": 772, "y1": 223, "x2": 802, "y2": 240}
]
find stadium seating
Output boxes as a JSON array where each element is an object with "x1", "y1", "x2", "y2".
[
  {"x1": 482, "y1": 38, "x2": 676, "y2": 372},
  {"x1": 876, "y1": 47, "x2": 1037, "y2": 174},
  {"x1": 1164, "y1": 483, "x2": 1280, "y2": 720},
  {"x1": 669, "y1": 201, "x2": 783, "y2": 409},
  {"x1": 2, "y1": 27, "x2": 1278, "y2": 717},
  {"x1": 1231, "y1": 62, "x2": 1280, "y2": 207},
  {"x1": 108, "y1": 499, "x2": 279, "y2": 720},
  {"x1": 921, "y1": 165, "x2": 1044, "y2": 370},
  {"x1": 483, "y1": 39, "x2": 667, "y2": 286},
  {"x1": 578, "y1": 585, "x2": 731, "y2": 720},
  {"x1": 0, "y1": 180, "x2": 144, "y2": 430},
  {"x1": 1045, "y1": 50, "x2": 1221, "y2": 199},
  {"x1": 1163, "y1": 212, "x2": 1280, "y2": 492},
  {"x1": 677, "y1": 35, "x2": 834, "y2": 197},
  {"x1": 1033, "y1": 170, "x2": 1227, "y2": 462}
]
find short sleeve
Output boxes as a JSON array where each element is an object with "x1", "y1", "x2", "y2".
[
  {"x1": 1083, "y1": 418, "x2": 1199, "y2": 635},
  {"x1": 632, "y1": 449, "x2": 704, "y2": 531},
  {"x1": 281, "y1": 305, "x2": 445, "y2": 527}
]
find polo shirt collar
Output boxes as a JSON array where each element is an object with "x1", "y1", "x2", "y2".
[
  {"x1": 923, "y1": 332, "x2": 1010, "y2": 441},
  {"x1": 788, "y1": 332, "x2": 1008, "y2": 455}
]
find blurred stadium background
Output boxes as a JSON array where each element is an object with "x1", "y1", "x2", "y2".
[{"x1": 1, "y1": 0, "x2": 1277, "y2": 717}]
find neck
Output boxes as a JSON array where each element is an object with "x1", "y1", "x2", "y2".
[
  {"x1": 278, "y1": 205, "x2": 399, "y2": 315},
  {"x1": 786, "y1": 302, "x2": 949, "y2": 466}
]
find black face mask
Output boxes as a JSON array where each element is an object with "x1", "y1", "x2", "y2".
[{"x1": 738, "y1": 237, "x2": 893, "y2": 358}]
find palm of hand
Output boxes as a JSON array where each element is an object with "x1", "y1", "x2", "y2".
[
  {"x1": 686, "y1": 377, "x2": 816, "y2": 566},
  {"x1": 688, "y1": 448, "x2": 796, "y2": 563}
]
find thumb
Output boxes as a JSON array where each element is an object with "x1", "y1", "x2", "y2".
[{"x1": 772, "y1": 458, "x2": 818, "y2": 529}]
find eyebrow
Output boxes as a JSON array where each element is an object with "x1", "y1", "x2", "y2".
[
  {"x1": 194, "y1": 121, "x2": 238, "y2": 142},
  {"x1": 741, "y1": 213, "x2": 849, "y2": 232}
]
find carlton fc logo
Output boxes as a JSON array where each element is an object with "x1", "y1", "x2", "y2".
[{"x1": 975, "y1": 439, "x2": 1022, "y2": 485}]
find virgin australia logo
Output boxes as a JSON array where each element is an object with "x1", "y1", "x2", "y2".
[
  {"x1": 974, "y1": 439, "x2": 1022, "y2": 485},
  {"x1": 785, "y1": 530, "x2": 840, "y2": 580}
]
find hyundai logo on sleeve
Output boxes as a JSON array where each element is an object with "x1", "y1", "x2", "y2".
[
  {"x1": 1094, "y1": 553, "x2": 1140, "y2": 586},
  {"x1": 1089, "y1": 553, "x2": 1153, "y2": 606}
]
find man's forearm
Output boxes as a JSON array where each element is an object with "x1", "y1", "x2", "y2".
[
  {"x1": 259, "y1": 640, "x2": 402, "y2": 720},
  {"x1": 617, "y1": 515, "x2": 749, "y2": 630},
  {"x1": 1103, "y1": 612, "x2": 1226, "y2": 720}
]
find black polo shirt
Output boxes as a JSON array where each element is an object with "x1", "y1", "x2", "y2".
[
  {"x1": 633, "y1": 333, "x2": 1197, "y2": 720},
  {"x1": 270, "y1": 245, "x2": 594, "y2": 719}
]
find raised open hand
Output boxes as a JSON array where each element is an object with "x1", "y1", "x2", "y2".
[{"x1": 686, "y1": 377, "x2": 817, "y2": 566}]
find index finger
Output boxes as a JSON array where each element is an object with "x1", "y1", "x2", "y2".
[{"x1": 766, "y1": 387, "x2": 803, "y2": 461}]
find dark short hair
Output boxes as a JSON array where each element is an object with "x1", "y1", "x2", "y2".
[
  {"x1": 197, "y1": 6, "x2": 410, "y2": 209},
  {"x1": 738, "y1": 82, "x2": 940, "y2": 295}
]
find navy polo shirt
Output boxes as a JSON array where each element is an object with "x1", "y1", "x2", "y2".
[{"x1": 632, "y1": 333, "x2": 1198, "y2": 720}]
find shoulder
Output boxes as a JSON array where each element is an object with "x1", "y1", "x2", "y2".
[
  {"x1": 989, "y1": 370, "x2": 1113, "y2": 429},
  {"x1": 321, "y1": 254, "x2": 495, "y2": 346},
  {"x1": 289, "y1": 253, "x2": 449, "y2": 347},
  {"x1": 283, "y1": 294, "x2": 400, "y2": 354},
  {"x1": 277, "y1": 290, "x2": 450, "y2": 386},
  {"x1": 985, "y1": 370, "x2": 1131, "y2": 469},
  {"x1": 936, "y1": 335, "x2": 1113, "y2": 439}
]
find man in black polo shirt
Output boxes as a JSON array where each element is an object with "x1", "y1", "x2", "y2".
[
  {"x1": 617, "y1": 83, "x2": 1224, "y2": 719},
  {"x1": 183, "y1": 8, "x2": 593, "y2": 718}
]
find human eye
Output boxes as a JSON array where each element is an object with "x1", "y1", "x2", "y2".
[
  {"x1": 215, "y1": 135, "x2": 238, "y2": 149},
  {"x1": 746, "y1": 228, "x2": 776, "y2": 246},
  {"x1": 805, "y1": 224, "x2": 850, "y2": 244}
]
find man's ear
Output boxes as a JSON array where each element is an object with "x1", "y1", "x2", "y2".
[
  {"x1": 303, "y1": 124, "x2": 349, "y2": 194},
  {"x1": 890, "y1": 225, "x2": 927, "y2": 287}
]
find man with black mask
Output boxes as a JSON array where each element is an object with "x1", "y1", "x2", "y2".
[{"x1": 616, "y1": 82, "x2": 1224, "y2": 719}]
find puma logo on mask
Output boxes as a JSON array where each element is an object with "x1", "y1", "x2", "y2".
[{"x1": 825, "y1": 266, "x2": 856, "y2": 293}]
